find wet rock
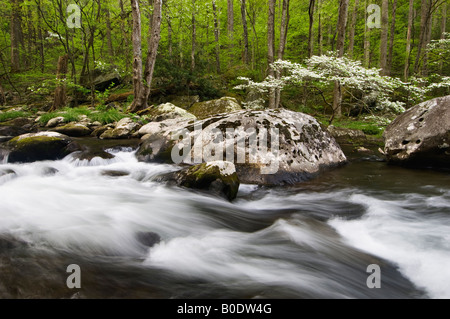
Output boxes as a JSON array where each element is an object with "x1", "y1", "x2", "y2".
[
  {"x1": 137, "y1": 109, "x2": 347, "y2": 185},
  {"x1": 0, "y1": 126, "x2": 28, "y2": 137},
  {"x1": 101, "y1": 170, "x2": 129, "y2": 177},
  {"x1": 0, "y1": 169, "x2": 16, "y2": 178},
  {"x1": 6, "y1": 132, "x2": 80, "y2": 163},
  {"x1": 136, "y1": 232, "x2": 161, "y2": 248},
  {"x1": 52, "y1": 123, "x2": 92, "y2": 137},
  {"x1": 189, "y1": 97, "x2": 242, "y2": 120},
  {"x1": 158, "y1": 161, "x2": 240, "y2": 201},
  {"x1": 384, "y1": 95, "x2": 450, "y2": 168},
  {"x1": 79, "y1": 67, "x2": 121, "y2": 91},
  {"x1": 327, "y1": 125, "x2": 367, "y2": 144}
]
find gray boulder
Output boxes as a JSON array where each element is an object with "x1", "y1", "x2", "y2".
[
  {"x1": 169, "y1": 95, "x2": 200, "y2": 110},
  {"x1": 99, "y1": 118, "x2": 140, "y2": 139},
  {"x1": 140, "y1": 103, "x2": 196, "y2": 122},
  {"x1": 6, "y1": 132, "x2": 80, "y2": 163},
  {"x1": 189, "y1": 97, "x2": 242, "y2": 120},
  {"x1": 137, "y1": 109, "x2": 347, "y2": 185},
  {"x1": 384, "y1": 95, "x2": 450, "y2": 168},
  {"x1": 79, "y1": 67, "x2": 121, "y2": 91}
]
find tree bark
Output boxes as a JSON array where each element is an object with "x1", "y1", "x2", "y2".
[
  {"x1": 130, "y1": 0, "x2": 143, "y2": 112},
  {"x1": 363, "y1": 0, "x2": 371, "y2": 67},
  {"x1": 386, "y1": 0, "x2": 397, "y2": 76},
  {"x1": 191, "y1": 0, "x2": 196, "y2": 72},
  {"x1": 404, "y1": 0, "x2": 414, "y2": 80},
  {"x1": 380, "y1": 0, "x2": 389, "y2": 75},
  {"x1": 241, "y1": 0, "x2": 249, "y2": 64},
  {"x1": 275, "y1": 0, "x2": 290, "y2": 108},
  {"x1": 52, "y1": 54, "x2": 69, "y2": 111},
  {"x1": 105, "y1": 8, "x2": 114, "y2": 61},
  {"x1": 267, "y1": 0, "x2": 276, "y2": 109},
  {"x1": 348, "y1": 0, "x2": 359, "y2": 58},
  {"x1": 440, "y1": 2, "x2": 447, "y2": 73},
  {"x1": 318, "y1": 0, "x2": 323, "y2": 55},
  {"x1": 228, "y1": 0, "x2": 234, "y2": 37},
  {"x1": 332, "y1": 0, "x2": 349, "y2": 119},
  {"x1": 414, "y1": 0, "x2": 432, "y2": 76},
  {"x1": 308, "y1": 0, "x2": 315, "y2": 57},
  {"x1": 10, "y1": 0, "x2": 23, "y2": 73},
  {"x1": 212, "y1": 0, "x2": 221, "y2": 73},
  {"x1": 131, "y1": 0, "x2": 162, "y2": 112}
]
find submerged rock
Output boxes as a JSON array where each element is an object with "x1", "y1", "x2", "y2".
[
  {"x1": 6, "y1": 132, "x2": 79, "y2": 163},
  {"x1": 137, "y1": 109, "x2": 347, "y2": 185},
  {"x1": 158, "y1": 161, "x2": 240, "y2": 201},
  {"x1": 189, "y1": 97, "x2": 242, "y2": 120},
  {"x1": 136, "y1": 232, "x2": 161, "y2": 248},
  {"x1": 384, "y1": 95, "x2": 450, "y2": 168}
]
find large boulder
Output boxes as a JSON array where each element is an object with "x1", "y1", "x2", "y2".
[
  {"x1": 168, "y1": 95, "x2": 200, "y2": 110},
  {"x1": 5, "y1": 132, "x2": 80, "y2": 163},
  {"x1": 99, "y1": 117, "x2": 140, "y2": 140},
  {"x1": 384, "y1": 95, "x2": 450, "y2": 168},
  {"x1": 189, "y1": 97, "x2": 242, "y2": 120},
  {"x1": 52, "y1": 123, "x2": 92, "y2": 137},
  {"x1": 157, "y1": 161, "x2": 240, "y2": 201},
  {"x1": 79, "y1": 67, "x2": 121, "y2": 91},
  {"x1": 137, "y1": 109, "x2": 347, "y2": 185},
  {"x1": 138, "y1": 103, "x2": 196, "y2": 122}
]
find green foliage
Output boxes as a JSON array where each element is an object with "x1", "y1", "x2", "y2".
[
  {"x1": 89, "y1": 109, "x2": 128, "y2": 125},
  {"x1": 37, "y1": 106, "x2": 127, "y2": 125},
  {"x1": 0, "y1": 111, "x2": 31, "y2": 122}
]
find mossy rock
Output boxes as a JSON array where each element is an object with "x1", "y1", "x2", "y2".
[
  {"x1": 158, "y1": 161, "x2": 240, "y2": 201},
  {"x1": 138, "y1": 103, "x2": 196, "y2": 122},
  {"x1": 52, "y1": 123, "x2": 92, "y2": 137},
  {"x1": 189, "y1": 97, "x2": 242, "y2": 120},
  {"x1": 7, "y1": 132, "x2": 79, "y2": 163}
]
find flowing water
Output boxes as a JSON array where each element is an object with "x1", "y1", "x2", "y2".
[{"x1": 0, "y1": 144, "x2": 449, "y2": 299}]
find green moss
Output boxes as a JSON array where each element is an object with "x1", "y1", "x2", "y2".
[
  {"x1": 10, "y1": 136, "x2": 62, "y2": 148},
  {"x1": 0, "y1": 111, "x2": 31, "y2": 122}
]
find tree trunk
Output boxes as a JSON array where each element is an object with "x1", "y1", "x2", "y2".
[
  {"x1": 440, "y1": 2, "x2": 447, "y2": 73},
  {"x1": 308, "y1": 0, "x2": 315, "y2": 57},
  {"x1": 364, "y1": 0, "x2": 371, "y2": 68},
  {"x1": 131, "y1": 0, "x2": 162, "y2": 113},
  {"x1": 191, "y1": 0, "x2": 196, "y2": 72},
  {"x1": 228, "y1": 0, "x2": 234, "y2": 38},
  {"x1": 0, "y1": 82, "x2": 5, "y2": 106},
  {"x1": 348, "y1": 0, "x2": 359, "y2": 58},
  {"x1": 52, "y1": 54, "x2": 69, "y2": 111},
  {"x1": 10, "y1": 0, "x2": 23, "y2": 73},
  {"x1": 414, "y1": 0, "x2": 432, "y2": 76},
  {"x1": 130, "y1": 0, "x2": 143, "y2": 112},
  {"x1": 318, "y1": 0, "x2": 323, "y2": 55},
  {"x1": 241, "y1": 0, "x2": 249, "y2": 64},
  {"x1": 212, "y1": 0, "x2": 221, "y2": 73},
  {"x1": 404, "y1": 0, "x2": 414, "y2": 80},
  {"x1": 386, "y1": 0, "x2": 397, "y2": 76},
  {"x1": 275, "y1": 0, "x2": 290, "y2": 108},
  {"x1": 380, "y1": 0, "x2": 389, "y2": 75},
  {"x1": 332, "y1": 0, "x2": 349, "y2": 119},
  {"x1": 105, "y1": 8, "x2": 114, "y2": 61},
  {"x1": 267, "y1": 0, "x2": 276, "y2": 109}
]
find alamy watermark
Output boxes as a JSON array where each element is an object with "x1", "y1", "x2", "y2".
[
  {"x1": 66, "y1": 264, "x2": 81, "y2": 289},
  {"x1": 67, "y1": 4, "x2": 81, "y2": 29},
  {"x1": 367, "y1": 4, "x2": 381, "y2": 29},
  {"x1": 170, "y1": 123, "x2": 280, "y2": 175},
  {"x1": 366, "y1": 264, "x2": 381, "y2": 289}
]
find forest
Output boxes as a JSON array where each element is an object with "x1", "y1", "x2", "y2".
[{"x1": 0, "y1": 0, "x2": 448, "y2": 131}]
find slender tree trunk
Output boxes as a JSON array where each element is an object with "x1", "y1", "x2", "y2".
[
  {"x1": 228, "y1": 0, "x2": 234, "y2": 37},
  {"x1": 52, "y1": 54, "x2": 69, "y2": 111},
  {"x1": 105, "y1": 8, "x2": 114, "y2": 61},
  {"x1": 364, "y1": 0, "x2": 371, "y2": 68},
  {"x1": 191, "y1": 0, "x2": 196, "y2": 72},
  {"x1": 10, "y1": 0, "x2": 23, "y2": 73},
  {"x1": 404, "y1": 0, "x2": 414, "y2": 80},
  {"x1": 386, "y1": 0, "x2": 397, "y2": 76},
  {"x1": 380, "y1": 0, "x2": 389, "y2": 75},
  {"x1": 130, "y1": 0, "x2": 143, "y2": 112},
  {"x1": 133, "y1": 0, "x2": 162, "y2": 112},
  {"x1": 0, "y1": 82, "x2": 5, "y2": 106},
  {"x1": 414, "y1": 0, "x2": 432, "y2": 76},
  {"x1": 212, "y1": 0, "x2": 221, "y2": 73},
  {"x1": 332, "y1": 0, "x2": 349, "y2": 119},
  {"x1": 241, "y1": 0, "x2": 249, "y2": 64},
  {"x1": 348, "y1": 0, "x2": 359, "y2": 58},
  {"x1": 275, "y1": 0, "x2": 289, "y2": 108},
  {"x1": 318, "y1": 0, "x2": 323, "y2": 55},
  {"x1": 308, "y1": 0, "x2": 315, "y2": 57},
  {"x1": 440, "y1": 2, "x2": 447, "y2": 73},
  {"x1": 267, "y1": 0, "x2": 276, "y2": 109},
  {"x1": 37, "y1": 0, "x2": 45, "y2": 73}
]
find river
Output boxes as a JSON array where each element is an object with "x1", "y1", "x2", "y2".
[{"x1": 0, "y1": 144, "x2": 449, "y2": 299}]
